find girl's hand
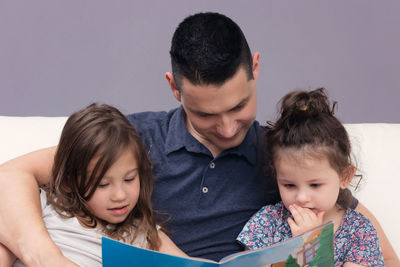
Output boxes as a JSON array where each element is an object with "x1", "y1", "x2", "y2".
[{"x1": 287, "y1": 204, "x2": 324, "y2": 237}]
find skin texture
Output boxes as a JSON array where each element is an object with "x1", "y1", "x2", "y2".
[
  {"x1": 275, "y1": 148, "x2": 351, "y2": 235},
  {"x1": 86, "y1": 149, "x2": 141, "y2": 225},
  {"x1": 275, "y1": 148, "x2": 368, "y2": 267},
  {"x1": 166, "y1": 53, "x2": 260, "y2": 157}
]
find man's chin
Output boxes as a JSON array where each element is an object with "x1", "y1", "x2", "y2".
[{"x1": 213, "y1": 134, "x2": 245, "y2": 150}]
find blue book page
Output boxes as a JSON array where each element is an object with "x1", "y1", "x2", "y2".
[
  {"x1": 102, "y1": 237, "x2": 218, "y2": 267},
  {"x1": 102, "y1": 222, "x2": 334, "y2": 267}
]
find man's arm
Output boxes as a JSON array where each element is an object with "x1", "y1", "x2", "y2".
[
  {"x1": 0, "y1": 147, "x2": 77, "y2": 266},
  {"x1": 356, "y1": 202, "x2": 399, "y2": 267}
]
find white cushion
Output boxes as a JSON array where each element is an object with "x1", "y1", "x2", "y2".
[
  {"x1": 345, "y1": 123, "x2": 400, "y2": 256},
  {"x1": 0, "y1": 116, "x2": 67, "y2": 163}
]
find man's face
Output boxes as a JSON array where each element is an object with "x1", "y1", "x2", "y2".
[{"x1": 177, "y1": 66, "x2": 258, "y2": 156}]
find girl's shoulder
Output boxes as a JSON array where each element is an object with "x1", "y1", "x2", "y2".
[
  {"x1": 336, "y1": 209, "x2": 378, "y2": 241},
  {"x1": 341, "y1": 208, "x2": 375, "y2": 231},
  {"x1": 335, "y1": 209, "x2": 385, "y2": 266}
]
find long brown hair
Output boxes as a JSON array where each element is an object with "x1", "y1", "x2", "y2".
[
  {"x1": 44, "y1": 103, "x2": 160, "y2": 250},
  {"x1": 265, "y1": 88, "x2": 360, "y2": 209}
]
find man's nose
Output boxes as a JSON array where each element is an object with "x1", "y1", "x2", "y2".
[{"x1": 217, "y1": 115, "x2": 237, "y2": 138}]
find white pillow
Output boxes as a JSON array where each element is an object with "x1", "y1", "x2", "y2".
[
  {"x1": 345, "y1": 123, "x2": 400, "y2": 256},
  {"x1": 0, "y1": 116, "x2": 67, "y2": 164}
]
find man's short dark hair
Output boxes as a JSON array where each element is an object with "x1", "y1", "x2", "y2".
[{"x1": 170, "y1": 12, "x2": 254, "y2": 91}]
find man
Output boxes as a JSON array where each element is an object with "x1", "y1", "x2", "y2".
[{"x1": 0, "y1": 12, "x2": 398, "y2": 266}]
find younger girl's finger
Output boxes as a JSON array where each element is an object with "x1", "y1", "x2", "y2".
[
  {"x1": 288, "y1": 204, "x2": 305, "y2": 223},
  {"x1": 287, "y1": 217, "x2": 300, "y2": 235}
]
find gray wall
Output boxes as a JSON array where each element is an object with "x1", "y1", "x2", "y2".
[{"x1": 1, "y1": 0, "x2": 399, "y2": 123}]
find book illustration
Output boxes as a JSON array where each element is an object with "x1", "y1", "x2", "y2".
[{"x1": 102, "y1": 221, "x2": 334, "y2": 267}]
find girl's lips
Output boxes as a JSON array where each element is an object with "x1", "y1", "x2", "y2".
[{"x1": 108, "y1": 205, "x2": 128, "y2": 215}]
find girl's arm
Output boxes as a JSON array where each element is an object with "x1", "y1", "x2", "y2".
[
  {"x1": 342, "y1": 262, "x2": 366, "y2": 267},
  {"x1": 0, "y1": 243, "x2": 16, "y2": 267},
  {"x1": 0, "y1": 147, "x2": 78, "y2": 266},
  {"x1": 158, "y1": 231, "x2": 188, "y2": 258},
  {"x1": 356, "y1": 202, "x2": 399, "y2": 267},
  {"x1": 158, "y1": 231, "x2": 216, "y2": 263}
]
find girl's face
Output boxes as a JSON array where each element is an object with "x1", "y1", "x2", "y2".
[
  {"x1": 87, "y1": 148, "x2": 140, "y2": 225},
  {"x1": 275, "y1": 149, "x2": 349, "y2": 218}
]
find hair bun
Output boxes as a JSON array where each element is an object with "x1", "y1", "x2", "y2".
[{"x1": 279, "y1": 88, "x2": 335, "y2": 120}]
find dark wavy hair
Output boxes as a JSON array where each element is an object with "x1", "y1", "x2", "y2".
[
  {"x1": 44, "y1": 103, "x2": 160, "y2": 250},
  {"x1": 170, "y1": 12, "x2": 254, "y2": 91},
  {"x1": 265, "y1": 88, "x2": 360, "y2": 209}
]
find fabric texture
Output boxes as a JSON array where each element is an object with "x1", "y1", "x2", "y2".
[
  {"x1": 127, "y1": 106, "x2": 278, "y2": 261},
  {"x1": 13, "y1": 191, "x2": 149, "y2": 267},
  {"x1": 237, "y1": 202, "x2": 385, "y2": 267}
]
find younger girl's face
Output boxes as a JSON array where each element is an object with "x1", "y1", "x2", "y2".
[
  {"x1": 275, "y1": 149, "x2": 348, "y2": 218},
  {"x1": 87, "y1": 148, "x2": 140, "y2": 225}
]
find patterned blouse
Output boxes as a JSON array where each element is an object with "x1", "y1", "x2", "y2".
[{"x1": 237, "y1": 202, "x2": 385, "y2": 267}]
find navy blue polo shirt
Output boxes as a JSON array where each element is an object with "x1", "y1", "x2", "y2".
[{"x1": 127, "y1": 107, "x2": 278, "y2": 261}]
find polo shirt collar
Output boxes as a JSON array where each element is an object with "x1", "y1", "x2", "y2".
[
  {"x1": 165, "y1": 106, "x2": 259, "y2": 165},
  {"x1": 165, "y1": 106, "x2": 210, "y2": 155},
  {"x1": 226, "y1": 122, "x2": 258, "y2": 165}
]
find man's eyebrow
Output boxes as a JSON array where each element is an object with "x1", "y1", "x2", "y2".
[
  {"x1": 190, "y1": 108, "x2": 214, "y2": 116},
  {"x1": 190, "y1": 96, "x2": 250, "y2": 116}
]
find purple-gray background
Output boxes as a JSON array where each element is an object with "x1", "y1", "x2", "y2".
[{"x1": 1, "y1": 0, "x2": 399, "y2": 123}]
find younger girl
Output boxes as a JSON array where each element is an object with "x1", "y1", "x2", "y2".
[
  {"x1": 8, "y1": 103, "x2": 186, "y2": 266},
  {"x1": 237, "y1": 89, "x2": 384, "y2": 266}
]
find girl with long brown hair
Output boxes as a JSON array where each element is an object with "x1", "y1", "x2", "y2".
[{"x1": 10, "y1": 103, "x2": 186, "y2": 266}]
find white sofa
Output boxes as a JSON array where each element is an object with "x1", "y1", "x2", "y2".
[{"x1": 0, "y1": 116, "x2": 399, "y2": 256}]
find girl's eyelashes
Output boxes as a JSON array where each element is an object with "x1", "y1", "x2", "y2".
[
  {"x1": 310, "y1": 183, "x2": 321, "y2": 188},
  {"x1": 98, "y1": 176, "x2": 137, "y2": 187},
  {"x1": 124, "y1": 177, "x2": 136, "y2": 182},
  {"x1": 283, "y1": 184, "x2": 295, "y2": 188}
]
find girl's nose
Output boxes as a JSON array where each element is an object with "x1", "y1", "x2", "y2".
[
  {"x1": 295, "y1": 190, "x2": 311, "y2": 205},
  {"x1": 111, "y1": 186, "x2": 127, "y2": 201}
]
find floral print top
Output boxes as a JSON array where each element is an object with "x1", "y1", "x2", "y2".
[{"x1": 237, "y1": 202, "x2": 385, "y2": 267}]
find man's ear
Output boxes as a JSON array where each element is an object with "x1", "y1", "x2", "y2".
[
  {"x1": 165, "y1": 72, "x2": 181, "y2": 102},
  {"x1": 252, "y1": 52, "x2": 260, "y2": 81},
  {"x1": 340, "y1": 165, "x2": 356, "y2": 189}
]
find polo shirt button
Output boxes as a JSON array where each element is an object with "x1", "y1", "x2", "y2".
[
  {"x1": 202, "y1": 187, "x2": 209, "y2": 193},
  {"x1": 209, "y1": 162, "x2": 215, "y2": 169}
]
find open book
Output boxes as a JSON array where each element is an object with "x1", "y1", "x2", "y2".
[{"x1": 102, "y1": 221, "x2": 334, "y2": 267}]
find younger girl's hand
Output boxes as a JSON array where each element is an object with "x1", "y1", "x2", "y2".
[{"x1": 287, "y1": 204, "x2": 324, "y2": 237}]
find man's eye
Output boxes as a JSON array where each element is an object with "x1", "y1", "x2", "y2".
[
  {"x1": 198, "y1": 113, "x2": 212, "y2": 118},
  {"x1": 232, "y1": 103, "x2": 245, "y2": 111}
]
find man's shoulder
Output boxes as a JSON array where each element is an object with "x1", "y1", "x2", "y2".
[
  {"x1": 126, "y1": 108, "x2": 179, "y2": 131},
  {"x1": 127, "y1": 109, "x2": 172, "y2": 124},
  {"x1": 125, "y1": 108, "x2": 182, "y2": 147}
]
